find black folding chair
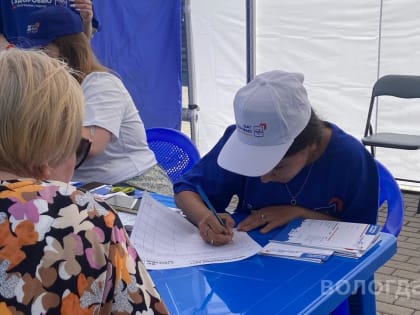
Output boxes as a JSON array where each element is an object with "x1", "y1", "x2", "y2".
[
  {"x1": 362, "y1": 75, "x2": 420, "y2": 151},
  {"x1": 361, "y1": 74, "x2": 420, "y2": 212}
]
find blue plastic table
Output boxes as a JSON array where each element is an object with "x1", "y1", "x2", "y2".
[
  {"x1": 149, "y1": 227, "x2": 396, "y2": 314},
  {"x1": 86, "y1": 187, "x2": 395, "y2": 315}
]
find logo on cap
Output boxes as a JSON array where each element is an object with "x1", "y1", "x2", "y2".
[
  {"x1": 238, "y1": 122, "x2": 267, "y2": 138},
  {"x1": 27, "y1": 23, "x2": 40, "y2": 35},
  {"x1": 253, "y1": 123, "x2": 267, "y2": 137}
]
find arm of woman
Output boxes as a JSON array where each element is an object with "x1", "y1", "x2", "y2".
[{"x1": 82, "y1": 126, "x2": 111, "y2": 158}]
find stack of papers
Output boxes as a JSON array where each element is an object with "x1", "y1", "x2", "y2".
[
  {"x1": 260, "y1": 242, "x2": 333, "y2": 263},
  {"x1": 260, "y1": 219, "x2": 381, "y2": 262}
]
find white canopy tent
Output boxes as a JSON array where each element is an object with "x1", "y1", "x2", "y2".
[{"x1": 185, "y1": 0, "x2": 420, "y2": 182}]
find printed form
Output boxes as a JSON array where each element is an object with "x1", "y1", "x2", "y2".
[{"x1": 130, "y1": 192, "x2": 262, "y2": 270}]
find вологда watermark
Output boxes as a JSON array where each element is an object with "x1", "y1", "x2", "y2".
[{"x1": 321, "y1": 279, "x2": 420, "y2": 299}]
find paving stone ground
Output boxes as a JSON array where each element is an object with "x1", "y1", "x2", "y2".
[{"x1": 376, "y1": 192, "x2": 420, "y2": 315}]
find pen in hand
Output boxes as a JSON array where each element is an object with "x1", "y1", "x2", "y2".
[{"x1": 196, "y1": 184, "x2": 226, "y2": 227}]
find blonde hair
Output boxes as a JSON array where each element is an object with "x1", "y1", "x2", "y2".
[{"x1": 0, "y1": 49, "x2": 84, "y2": 178}]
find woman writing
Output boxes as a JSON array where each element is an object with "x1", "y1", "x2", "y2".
[{"x1": 174, "y1": 70, "x2": 379, "y2": 246}]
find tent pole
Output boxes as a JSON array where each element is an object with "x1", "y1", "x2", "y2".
[
  {"x1": 373, "y1": 0, "x2": 384, "y2": 134},
  {"x1": 183, "y1": 0, "x2": 199, "y2": 147},
  {"x1": 246, "y1": 0, "x2": 256, "y2": 83}
]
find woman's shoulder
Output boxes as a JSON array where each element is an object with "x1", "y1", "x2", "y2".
[
  {"x1": 0, "y1": 179, "x2": 119, "y2": 236},
  {"x1": 9, "y1": 179, "x2": 116, "y2": 216},
  {"x1": 324, "y1": 122, "x2": 375, "y2": 164},
  {"x1": 82, "y1": 71, "x2": 125, "y2": 89},
  {"x1": 327, "y1": 122, "x2": 365, "y2": 149}
]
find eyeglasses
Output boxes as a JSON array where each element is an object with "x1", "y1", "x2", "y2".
[{"x1": 75, "y1": 138, "x2": 92, "y2": 169}]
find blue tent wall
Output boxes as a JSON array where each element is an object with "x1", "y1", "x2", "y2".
[{"x1": 91, "y1": 0, "x2": 182, "y2": 129}]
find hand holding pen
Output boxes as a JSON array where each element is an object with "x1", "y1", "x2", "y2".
[{"x1": 196, "y1": 185, "x2": 234, "y2": 246}]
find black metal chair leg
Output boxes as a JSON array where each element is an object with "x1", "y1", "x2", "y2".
[{"x1": 417, "y1": 197, "x2": 420, "y2": 214}]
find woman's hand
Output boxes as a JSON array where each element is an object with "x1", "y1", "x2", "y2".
[
  {"x1": 70, "y1": 0, "x2": 94, "y2": 37},
  {"x1": 237, "y1": 205, "x2": 338, "y2": 233},
  {"x1": 237, "y1": 205, "x2": 301, "y2": 233},
  {"x1": 198, "y1": 212, "x2": 235, "y2": 246},
  {"x1": 70, "y1": 0, "x2": 93, "y2": 23}
]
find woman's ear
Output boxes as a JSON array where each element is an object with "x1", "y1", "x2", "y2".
[{"x1": 309, "y1": 142, "x2": 318, "y2": 153}]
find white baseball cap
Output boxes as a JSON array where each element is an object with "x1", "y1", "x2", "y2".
[{"x1": 217, "y1": 70, "x2": 311, "y2": 177}]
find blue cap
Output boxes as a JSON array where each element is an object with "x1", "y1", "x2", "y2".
[{"x1": 18, "y1": 6, "x2": 83, "y2": 48}]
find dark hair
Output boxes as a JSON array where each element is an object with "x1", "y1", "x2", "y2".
[
  {"x1": 52, "y1": 33, "x2": 107, "y2": 83},
  {"x1": 284, "y1": 109, "x2": 324, "y2": 157}
]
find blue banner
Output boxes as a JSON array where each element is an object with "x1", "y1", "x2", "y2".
[{"x1": 91, "y1": 0, "x2": 182, "y2": 129}]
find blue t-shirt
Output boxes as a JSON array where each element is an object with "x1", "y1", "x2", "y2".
[
  {"x1": 0, "y1": 1, "x2": 100, "y2": 44},
  {"x1": 174, "y1": 122, "x2": 379, "y2": 224}
]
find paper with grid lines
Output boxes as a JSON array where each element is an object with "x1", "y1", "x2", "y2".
[{"x1": 130, "y1": 192, "x2": 262, "y2": 269}]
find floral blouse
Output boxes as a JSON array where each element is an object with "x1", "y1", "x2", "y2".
[{"x1": 0, "y1": 179, "x2": 168, "y2": 315}]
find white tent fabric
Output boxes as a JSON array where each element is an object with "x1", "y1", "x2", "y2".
[
  {"x1": 188, "y1": 0, "x2": 246, "y2": 154},
  {"x1": 189, "y1": 0, "x2": 420, "y2": 181}
]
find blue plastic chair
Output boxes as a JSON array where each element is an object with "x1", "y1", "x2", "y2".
[
  {"x1": 146, "y1": 127, "x2": 200, "y2": 183},
  {"x1": 332, "y1": 160, "x2": 404, "y2": 315},
  {"x1": 376, "y1": 160, "x2": 405, "y2": 237}
]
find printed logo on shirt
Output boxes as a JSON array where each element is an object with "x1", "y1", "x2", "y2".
[
  {"x1": 11, "y1": 0, "x2": 54, "y2": 6},
  {"x1": 314, "y1": 197, "x2": 344, "y2": 215},
  {"x1": 55, "y1": 0, "x2": 67, "y2": 6},
  {"x1": 328, "y1": 197, "x2": 343, "y2": 212}
]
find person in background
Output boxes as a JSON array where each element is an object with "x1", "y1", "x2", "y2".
[
  {"x1": 174, "y1": 70, "x2": 379, "y2": 246},
  {"x1": 0, "y1": 0, "x2": 99, "y2": 50},
  {"x1": 0, "y1": 48, "x2": 168, "y2": 314},
  {"x1": 20, "y1": 6, "x2": 173, "y2": 195}
]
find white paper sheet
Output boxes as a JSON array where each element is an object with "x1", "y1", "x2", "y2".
[
  {"x1": 130, "y1": 192, "x2": 262, "y2": 270},
  {"x1": 117, "y1": 211, "x2": 137, "y2": 227}
]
